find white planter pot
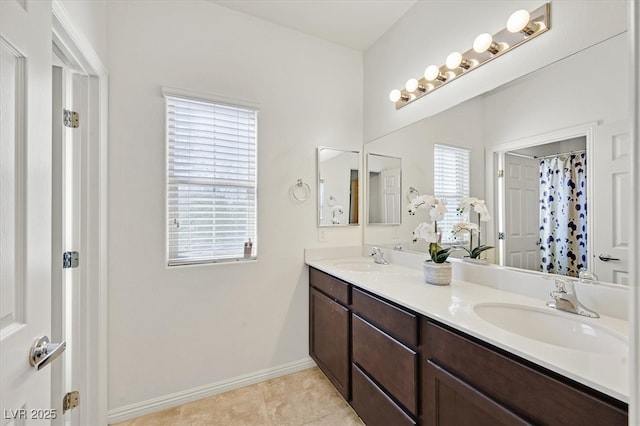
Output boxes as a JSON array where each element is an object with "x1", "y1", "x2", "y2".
[
  {"x1": 423, "y1": 261, "x2": 452, "y2": 286},
  {"x1": 462, "y1": 257, "x2": 489, "y2": 265}
]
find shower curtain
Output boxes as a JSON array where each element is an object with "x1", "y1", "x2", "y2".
[{"x1": 539, "y1": 153, "x2": 587, "y2": 277}]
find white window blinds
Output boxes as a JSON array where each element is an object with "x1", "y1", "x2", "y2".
[
  {"x1": 166, "y1": 94, "x2": 257, "y2": 265},
  {"x1": 434, "y1": 144, "x2": 470, "y2": 243}
]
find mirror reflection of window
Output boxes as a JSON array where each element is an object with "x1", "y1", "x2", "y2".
[{"x1": 434, "y1": 144, "x2": 470, "y2": 243}]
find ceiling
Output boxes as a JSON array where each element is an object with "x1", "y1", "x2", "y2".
[{"x1": 209, "y1": 0, "x2": 417, "y2": 51}]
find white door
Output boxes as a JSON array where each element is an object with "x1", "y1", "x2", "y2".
[
  {"x1": 502, "y1": 153, "x2": 540, "y2": 271},
  {"x1": 1, "y1": 0, "x2": 57, "y2": 422},
  {"x1": 592, "y1": 121, "x2": 630, "y2": 284},
  {"x1": 381, "y1": 167, "x2": 401, "y2": 224},
  {"x1": 51, "y1": 62, "x2": 87, "y2": 425}
]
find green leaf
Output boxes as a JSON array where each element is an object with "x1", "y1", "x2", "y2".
[
  {"x1": 430, "y1": 243, "x2": 455, "y2": 263},
  {"x1": 470, "y1": 245, "x2": 494, "y2": 259}
]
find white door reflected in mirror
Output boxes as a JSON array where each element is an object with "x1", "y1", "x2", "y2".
[{"x1": 367, "y1": 153, "x2": 402, "y2": 225}]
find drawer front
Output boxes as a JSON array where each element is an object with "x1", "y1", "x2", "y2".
[
  {"x1": 352, "y1": 364, "x2": 416, "y2": 426},
  {"x1": 425, "y1": 320, "x2": 628, "y2": 425},
  {"x1": 353, "y1": 314, "x2": 417, "y2": 416},
  {"x1": 309, "y1": 267, "x2": 349, "y2": 305},
  {"x1": 352, "y1": 287, "x2": 417, "y2": 347}
]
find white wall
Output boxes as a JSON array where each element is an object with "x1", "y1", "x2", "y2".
[
  {"x1": 483, "y1": 33, "x2": 629, "y2": 146},
  {"x1": 364, "y1": 0, "x2": 628, "y2": 141},
  {"x1": 58, "y1": 0, "x2": 107, "y2": 65},
  {"x1": 105, "y1": 0, "x2": 362, "y2": 411}
]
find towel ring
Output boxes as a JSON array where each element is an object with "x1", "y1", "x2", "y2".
[
  {"x1": 407, "y1": 186, "x2": 420, "y2": 201},
  {"x1": 291, "y1": 179, "x2": 311, "y2": 202}
]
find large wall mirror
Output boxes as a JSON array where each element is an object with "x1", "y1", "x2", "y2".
[
  {"x1": 317, "y1": 147, "x2": 360, "y2": 227},
  {"x1": 367, "y1": 153, "x2": 401, "y2": 225},
  {"x1": 363, "y1": 33, "x2": 629, "y2": 285}
]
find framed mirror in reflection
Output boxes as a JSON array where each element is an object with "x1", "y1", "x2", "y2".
[
  {"x1": 363, "y1": 33, "x2": 630, "y2": 285},
  {"x1": 367, "y1": 153, "x2": 402, "y2": 225},
  {"x1": 317, "y1": 147, "x2": 360, "y2": 227}
]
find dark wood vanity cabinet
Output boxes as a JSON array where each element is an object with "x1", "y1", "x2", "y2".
[
  {"x1": 309, "y1": 268, "x2": 350, "y2": 400},
  {"x1": 422, "y1": 319, "x2": 628, "y2": 426},
  {"x1": 308, "y1": 267, "x2": 628, "y2": 425}
]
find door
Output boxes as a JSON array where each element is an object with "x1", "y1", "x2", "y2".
[
  {"x1": 381, "y1": 167, "x2": 401, "y2": 224},
  {"x1": 1, "y1": 0, "x2": 56, "y2": 422},
  {"x1": 502, "y1": 153, "x2": 540, "y2": 271},
  {"x1": 424, "y1": 361, "x2": 529, "y2": 426},
  {"x1": 309, "y1": 288, "x2": 349, "y2": 400},
  {"x1": 592, "y1": 121, "x2": 630, "y2": 284}
]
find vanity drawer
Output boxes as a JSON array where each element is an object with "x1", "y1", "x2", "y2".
[
  {"x1": 352, "y1": 287, "x2": 417, "y2": 347},
  {"x1": 424, "y1": 320, "x2": 628, "y2": 425},
  {"x1": 309, "y1": 267, "x2": 350, "y2": 305},
  {"x1": 352, "y1": 314, "x2": 417, "y2": 416},
  {"x1": 352, "y1": 364, "x2": 416, "y2": 426}
]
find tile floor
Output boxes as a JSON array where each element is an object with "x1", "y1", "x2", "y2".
[{"x1": 112, "y1": 367, "x2": 365, "y2": 426}]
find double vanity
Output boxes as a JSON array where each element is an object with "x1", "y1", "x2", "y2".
[{"x1": 306, "y1": 247, "x2": 629, "y2": 425}]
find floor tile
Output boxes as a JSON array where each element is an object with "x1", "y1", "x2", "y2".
[
  {"x1": 111, "y1": 367, "x2": 364, "y2": 426},
  {"x1": 180, "y1": 384, "x2": 271, "y2": 426}
]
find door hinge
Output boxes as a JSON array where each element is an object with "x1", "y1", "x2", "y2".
[
  {"x1": 63, "y1": 251, "x2": 79, "y2": 269},
  {"x1": 62, "y1": 391, "x2": 79, "y2": 414},
  {"x1": 63, "y1": 109, "x2": 79, "y2": 128},
  {"x1": 498, "y1": 232, "x2": 505, "y2": 240},
  {"x1": 497, "y1": 169, "x2": 504, "y2": 178}
]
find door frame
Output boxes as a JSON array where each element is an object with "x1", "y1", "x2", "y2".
[
  {"x1": 52, "y1": 2, "x2": 108, "y2": 424},
  {"x1": 486, "y1": 121, "x2": 597, "y2": 270}
]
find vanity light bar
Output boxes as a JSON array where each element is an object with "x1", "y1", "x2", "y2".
[{"x1": 390, "y1": 3, "x2": 551, "y2": 109}]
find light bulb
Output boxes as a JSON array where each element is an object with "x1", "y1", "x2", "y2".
[
  {"x1": 446, "y1": 52, "x2": 463, "y2": 70},
  {"x1": 389, "y1": 89, "x2": 402, "y2": 103},
  {"x1": 474, "y1": 33, "x2": 492, "y2": 53},
  {"x1": 405, "y1": 78, "x2": 419, "y2": 93},
  {"x1": 507, "y1": 9, "x2": 531, "y2": 33},
  {"x1": 424, "y1": 65, "x2": 441, "y2": 81}
]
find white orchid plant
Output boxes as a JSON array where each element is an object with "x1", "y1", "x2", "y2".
[
  {"x1": 408, "y1": 195, "x2": 456, "y2": 263},
  {"x1": 454, "y1": 197, "x2": 493, "y2": 259}
]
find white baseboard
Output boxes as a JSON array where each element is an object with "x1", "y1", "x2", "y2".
[{"x1": 107, "y1": 357, "x2": 316, "y2": 424}]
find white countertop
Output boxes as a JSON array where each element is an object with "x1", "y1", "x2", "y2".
[{"x1": 306, "y1": 255, "x2": 629, "y2": 403}]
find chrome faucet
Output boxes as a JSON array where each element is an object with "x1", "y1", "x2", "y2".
[
  {"x1": 546, "y1": 277, "x2": 599, "y2": 318},
  {"x1": 578, "y1": 269, "x2": 599, "y2": 284},
  {"x1": 369, "y1": 247, "x2": 389, "y2": 265}
]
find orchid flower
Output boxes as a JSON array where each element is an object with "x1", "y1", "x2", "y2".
[{"x1": 408, "y1": 195, "x2": 455, "y2": 263}]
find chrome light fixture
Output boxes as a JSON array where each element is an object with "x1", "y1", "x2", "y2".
[{"x1": 389, "y1": 3, "x2": 550, "y2": 109}]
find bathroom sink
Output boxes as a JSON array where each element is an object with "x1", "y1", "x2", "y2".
[{"x1": 473, "y1": 303, "x2": 627, "y2": 355}]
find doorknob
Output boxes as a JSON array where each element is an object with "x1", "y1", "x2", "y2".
[
  {"x1": 29, "y1": 336, "x2": 66, "y2": 371},
  {"x1": 598, "y1": 254, "x2": 621, "y2": 262}
]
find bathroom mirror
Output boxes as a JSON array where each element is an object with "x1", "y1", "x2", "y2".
[
  {"x1": 367, "y1": 153, "x2": 402, "y2": 225},
  {"x1": 363, "y1": 33, "x2": 629, "y2": 285},
  {"x1": 317, "y1": 147, "x2": 360, "y2": 227}
]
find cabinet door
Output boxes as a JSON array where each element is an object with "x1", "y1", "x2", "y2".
[
  {"x1": 309, "y1": 287, "x2": 350, "y2": 399},
  {"x1": 425, "y1": 361, "x2": 530, "y2": 426},
  {"x1": 423, "y1": 320, "x2": 628, "y2": 425}
]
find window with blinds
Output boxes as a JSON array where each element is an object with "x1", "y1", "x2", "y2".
[
  {"x1": 434, "y1": 144, "x2": 470, "y2": 243},
  {"x1": 165, "y1": 94, "x2": 257, "y2": 265}
]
